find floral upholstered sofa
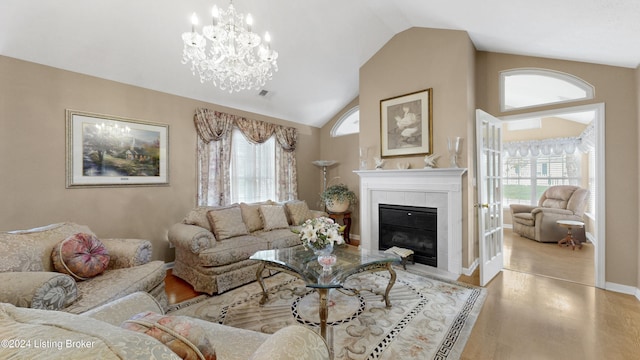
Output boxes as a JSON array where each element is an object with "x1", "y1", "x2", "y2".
[
  {"x1": 0, "y1": 222, "x2": 167, "y2": 313},
  {"x1": 169, "y1": 200, "x2": 325, "y2": 295},
  {"x1": 0, "y1": 291, "x2": 330, "y2": 359}
]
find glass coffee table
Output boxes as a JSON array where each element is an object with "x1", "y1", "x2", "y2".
[{"x1": 250, "y1": 245, "x2": 401, "y2": 339}]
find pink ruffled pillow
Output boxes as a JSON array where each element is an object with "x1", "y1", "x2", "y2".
[{"x1": 51, "y1": 233, "x2": 110, "y2": 280}]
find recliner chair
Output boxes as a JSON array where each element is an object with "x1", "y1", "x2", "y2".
[{"x1": 510, "y1": 185, "x2": 589, "y2": 243}]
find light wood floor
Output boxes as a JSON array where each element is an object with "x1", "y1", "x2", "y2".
[
  {"x1": 166, "y1": 258, "x2": 640, "y2": 359},
  {"x1": 458, "y1": 270, "x2": 640, "y2": 359},
  {"x1": 503, "y1": 228, "x2": 595, "y2": 286}
]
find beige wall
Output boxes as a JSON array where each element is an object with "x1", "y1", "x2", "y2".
[
  {"x1": 357, "y1": 27, "x2": 477, "y2": 267},
  {"x1": 476, "y1": 51, "x2": 639, "y2": 287},
  {"x1": 319, "y1": 97, "x2": 361, "y2": 238},
  {"x1": 0, "y1": 55, "x2": 321, "y2": 263}
]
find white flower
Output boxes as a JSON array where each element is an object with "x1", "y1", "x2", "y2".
[{"x1": 295, "y1": 216, "x2": 344, "y2": 250}]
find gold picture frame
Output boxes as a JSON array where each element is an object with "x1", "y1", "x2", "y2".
[
  {"x1": 380, "y1": 88, "x2": 433, "y2": 157},
  {"x1": 66, "y1": 109, "x2": 169, "y2": 188}
]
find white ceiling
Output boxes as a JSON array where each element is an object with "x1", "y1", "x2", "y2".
[{"x1": 1, "y1": 0, "x2": 639, "y2": 128}]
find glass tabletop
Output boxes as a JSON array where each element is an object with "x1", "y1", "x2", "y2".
[{"x1": 250, "y1": 245, "x2": 401, "y2": 289}]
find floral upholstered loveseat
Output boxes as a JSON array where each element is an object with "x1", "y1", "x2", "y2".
[
  {"x1": 0, "y1": 222, "x2": 167, "y2": 313},
  {"x1": 168, "y1": 200, "x2": 325, "y2": 295},
  {"x1": 0, "y1": 291, "x2": 330, "y2": 359}
]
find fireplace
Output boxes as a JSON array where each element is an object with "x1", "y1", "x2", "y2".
[
  {"x1": 378, "y1": 204, "x2": 437, "y2": 267},
  {"x1": 355, "y1": 168, "x2": 466, "y2": 275}
]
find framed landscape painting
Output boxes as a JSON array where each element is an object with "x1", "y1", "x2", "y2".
[
  {"x1": 380, "y1": 88, "x2": 433, "y2": 157},
  {"x1": 66, "y1": 110, "x2": 169, "y2": 188}
]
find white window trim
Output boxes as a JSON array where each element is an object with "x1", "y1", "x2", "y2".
[
  {"x1": 499, "y1": 68, "x2": 595, "y2": 112},
  {"x1": 330, "y1": 105, "x2": 359, "y2": 137}
]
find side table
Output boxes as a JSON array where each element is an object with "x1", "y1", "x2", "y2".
[
  {"x1": 328, "y1": 210, "x2": 351, "y2": 244},
  {"x1": 556, "y1": 220, "x2": 584, "y2": 250}
]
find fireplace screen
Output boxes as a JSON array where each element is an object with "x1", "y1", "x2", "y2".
[{"x1": 378, "y1": 204, "x2": 437, "y2": 267}]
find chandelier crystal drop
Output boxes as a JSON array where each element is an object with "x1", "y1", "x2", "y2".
[{"x1": 181, "y1": 1, "x2": 278, "y2": 93}]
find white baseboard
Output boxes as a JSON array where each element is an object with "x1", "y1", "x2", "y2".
[
  {"x1": 503, "y1": 224, "x2": 513, "y2": 229},
  {"x1": 349, "y1": 234, "x2": 360, "y2": 241},
  {"x1": 164, "y1": 262, "x2": 174, "y2": 270},
  {"x1": 586, "y1": 231, "x2": 596, "y2": 246},
  {"x1": 605, "y1": 281, "x2": 640, "y2": 300},
  {"x1": 462, "y1": 258, "x2": 479, "y2": 276}
]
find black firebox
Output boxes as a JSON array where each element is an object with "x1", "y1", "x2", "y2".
[{"x1": 378, "y1": 204, "x2": 437, "y2": 267}]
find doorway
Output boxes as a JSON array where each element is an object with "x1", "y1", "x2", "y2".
[{"x1": 499, "y1": 103, "x2": 605, "y2": 288}]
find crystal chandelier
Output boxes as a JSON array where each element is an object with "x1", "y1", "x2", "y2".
[{"x1": 181, "y1": 1, "x2": 279, "y2": 93}]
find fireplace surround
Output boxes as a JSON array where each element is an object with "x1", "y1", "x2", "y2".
[{"x1": 355, "y1": 168, "x2": 467, "y2": 275}]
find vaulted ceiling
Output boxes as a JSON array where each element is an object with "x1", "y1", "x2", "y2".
[{"x1": 1, "y1": 0, "x2": 638, "y2": 127}]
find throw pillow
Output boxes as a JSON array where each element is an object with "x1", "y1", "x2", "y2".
[
  {"x1": 122, "y1": 312, "x2": 216, "y2": 360},
  {"x1": 284, "y1": 200, "x2": 314, "y2": 225},
  {"x1": 206, "y1": 206, "x2": 249, "y2": 240},
  {"x1": 51, "y1": 233, "x2": 110, "y2": 281},
  {"x1": 259, "y1": 205, "x2": 290, "y2": 231},
  {"x1": 239, "y1": 201, "x2": 273, "y2": 232},
  {"x1": 183, "y1": 206, "x2": 216, "y2": 232}
]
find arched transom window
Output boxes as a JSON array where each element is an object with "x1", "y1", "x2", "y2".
[
  {"x1": 500, "y1": 68, "x2": 594, "y2": 111},
  {"x1": 331, "y1": 106, "x2": 359, "y2": 137}
]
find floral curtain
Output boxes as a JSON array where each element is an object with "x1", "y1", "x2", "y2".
[
  {"x1": 274, "y1": 126, "x2": 298, "y2": 202},
  {"x1": 194, "y1": 109, "x2": 234, "y2": 206},
  {"x1": 193, "y1": 108, "x2": 298, "y2": 206}
]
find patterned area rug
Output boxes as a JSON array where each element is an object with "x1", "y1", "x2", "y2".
[{"x1": 168, "y1": 269, "x2": 486, "y2": 360}]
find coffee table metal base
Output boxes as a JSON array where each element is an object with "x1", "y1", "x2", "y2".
[{"x1": 255, "y1": 262, "x2": 397, "y2": 339}]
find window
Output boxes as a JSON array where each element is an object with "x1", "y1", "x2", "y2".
[
  {"x1": 331, "y1": 106, "x2": 359, "y2": 137},
  {"x1": 500, "y1": 69, "x2": 594, "y2": 112},
  {"x1": 229, "y1": 129, "x2": 276, "y2": 203},
  {"x1": 503, "y1": 154, "x2": 581, "y2": 206}
]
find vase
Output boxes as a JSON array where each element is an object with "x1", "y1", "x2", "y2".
[{"x1": 313, "y1": 243, "x2": 334, "y2": 256}]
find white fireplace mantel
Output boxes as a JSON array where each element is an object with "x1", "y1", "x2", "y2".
[{"x1": 354, "y1": 168, "x2": 467, "y2": 275}]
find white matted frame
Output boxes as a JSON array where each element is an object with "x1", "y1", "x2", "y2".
[
  {"x1": 380, "y1": 88, "x2": 433, "y2": 158},
  {"x1": 66, "y1": 109, "x2": 169, "y2": 188}
]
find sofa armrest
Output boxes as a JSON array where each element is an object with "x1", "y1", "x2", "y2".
[
  {"x1": 82, "y1": 291, "x2": 164, "y2": 326},
  {"x1": 101, "y1": 238, "x2": 152, "y2": 269},
  {"x1": 0, "y1": 272, "x2": 78, "y2": 310},
  {"x1": 168, "y1": 223, "x2": 216, "y2": 254},
  {"x1": 249, "y1": 325, "x2": 330, "y2": 360},
  {"x1": 509, "y1": 204, "x2": 536, "y2": 214}
]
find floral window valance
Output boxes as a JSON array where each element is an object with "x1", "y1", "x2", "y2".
[
  {"x1": 503, "y1": 123, "x2": 595, "y2": 157},
  {"x1": 194, "y1": 108, "x2": 297, "y2": 150}
]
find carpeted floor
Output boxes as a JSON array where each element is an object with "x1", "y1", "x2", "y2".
[{"x1": 168, "y1": 268, "x2": 486, "y2": 360}]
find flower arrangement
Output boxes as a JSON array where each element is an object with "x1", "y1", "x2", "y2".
[{"x1": 295, "y1": 216, "x2": 345, "y2": 251}]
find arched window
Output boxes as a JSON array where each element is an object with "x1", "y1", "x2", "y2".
[
  {"x1": 331, "y1": 106, "x2": 359, "y2": 137},
  {"x1": 500, "y1": 68, "x2": 594, "y2": 111}
]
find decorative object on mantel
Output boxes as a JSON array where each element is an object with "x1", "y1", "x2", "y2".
[
  {"x1": 359, "y1": 146, "x2": 373, "y2": 170},
  {"x1": 320, "y1": 184, "x2": 358, "y2": 213},
  {"x1": 374, "y1": 157, "x2": 385, "y2": 170},
  {"x1": 447, "y1": 136, "x2": 463, "y2": 168},
  {"x1": 181, "y1": 0, "x2": 278, "y2": 93},
  {"x1": 396, "y1": 162, "x2": 410, "y2": 170},
  {"x1": 380, "y1": 88, "x2": 433, "y2": 158},
  {"x1": 424, "y1": 153, "x2": 440, "y2": 168},
  {"x1": 312, "y1": 160, "x2": 338, "y2": 192}
]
